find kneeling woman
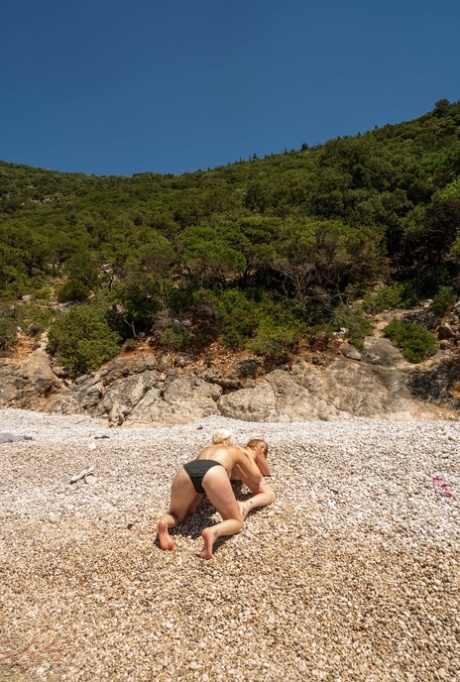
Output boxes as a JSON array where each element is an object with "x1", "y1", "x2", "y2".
[{"x1": 157, "y1": 428, "x2": 262, "y2": 559}]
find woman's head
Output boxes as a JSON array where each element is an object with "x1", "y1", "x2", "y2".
[
  {"x1": 246, "y1": 438, "x2": 269, "y2": 457},
  {"x1": 212, "y1": 427, "x2": 234, "y2": 446}
]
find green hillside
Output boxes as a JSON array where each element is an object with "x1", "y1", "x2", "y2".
[{"x1": 1, "y1": 98, "x2": 460, "y2": 376}]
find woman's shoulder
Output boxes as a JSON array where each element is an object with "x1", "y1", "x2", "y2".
[
  {"x1": 197, "y1": 444, "x2": 232, "y2": 461},
  {"x1": 198, "y1": 444, "x2": 214, "y2": 458}
]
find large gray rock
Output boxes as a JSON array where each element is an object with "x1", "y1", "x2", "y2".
[
  {"x1": 218, "y1": 368, "x2": 345, "y2": 421},
  {"x1": 217, "y1": 358, "x2": 438, "y2": 422},
  {"x1": 48, "y1": 354, "x2": 222, "y2": 426},
  {"x1": 126, "y1": 370, "x2": 221, "y2": 426},
  {"x1": 0, "y1": 349, "x2": 65, "y2": 410},
  {"x1": 48, "y1": 354, "x2": 161, "y2": 421}
]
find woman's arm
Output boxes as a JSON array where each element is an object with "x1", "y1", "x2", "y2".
[
  {"x1": 234, "y1": 450, "x2": 263, "y2": 486},
  {"x1": 255, "y1": 451, "x2": 271, "y2": 477}
]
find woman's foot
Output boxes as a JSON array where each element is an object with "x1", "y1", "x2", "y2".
[
  {"x1": 200, "y1": 527, "x2": 217, "y2": 559},
  {"x1": 158, "y1": 519, "x2": 176, "y2": 551}
]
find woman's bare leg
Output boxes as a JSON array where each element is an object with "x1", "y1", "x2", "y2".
[
  {"x1": 158, "y1": 469, "x2": 196, "y2": 551},
  {"x1": 187, "y1": 493, "x2": 203, "y2": 514},
  {"x1": 239, "y1": 483, "x2": 276, "y2": 521},
  {"x1": 201, "y1": 469, "x2": 243, "y2": 559},
  {"x1": 201, "y1": 517, "x2": 243, "y2": 559},
  {"x1": 157, "y1": 512, "x2": 179, "y2": 551}
]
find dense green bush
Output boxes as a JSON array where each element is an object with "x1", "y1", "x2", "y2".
[
  {"x1": 57, "y1": 280, "x2": 91, "y2": 303},
  {"x1": 109, "y1": 279, "x2": 168, "y2": 338},
  {"x1": 330, "y1": 303, "x2": 372, "y2": 349},
  {"x1": 158, "y1": 326, "x2": 191, "y2": 350},
  {"x1": 122, "y1": 338, "x2": 139, "y2": 352},
  {"x1": 17, "y1": 302, "x2": 55, "y2": 330},
  {"x1": 430, "y1": 285, "x2": 457, "y2": 318},
  {"x1": 32, "y1": 287, "x2": 52, "y2": 302},
  {"x1": 47, "y1": 305, "x2": 120, "y2": 376},
  {"x1": 149, "y1": 308, "x2": 193, "y2": 350},
  {"x1": 383, "y1": 319, "x2": 437, "y2": 362},
  {"x1": 0, "y1": 314, "x2": 18, "y2": 354},
  {"x1": 363, "y1": 282, "x2": 418, "y2": 313},
  {"x1": 247, "y1": 302, "x2": 306, "y2": 359},
  {"x1": 205, "y1": 289, "x2": 259, "y2": 350},
  {"x1": 191, "y1": 287, "x2": 306, "y2": 356},
  {"x1": 211, "y1": 290, "x2": 306, "y2": 354}
]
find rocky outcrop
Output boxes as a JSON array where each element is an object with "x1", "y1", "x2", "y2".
[
  {"x1": 217, "y1": 358, "x2": 440, "y2": 422},
  {"x1": 0, "y1": 348, "x2": 65, "y2": 411},
  {"x1": 1, "y1": 326, "x2": 454, "y2": 424},
  {"x1": 6, "y1": 296, "x2": 460, "y2": 428},
  {"x1": 47, "y1": 354, "x2": 223, "y2": 426},
  {"x1": 409, "y1": 356, "x2": 460, "y2": 410}
]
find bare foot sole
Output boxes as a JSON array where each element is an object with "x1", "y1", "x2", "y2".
[
  {"x1": 158, "y1": 520, "x2": 176, "y2": 551},
  {"x1": 200, "y1": 527, "x2": 217, "y2": 559}
]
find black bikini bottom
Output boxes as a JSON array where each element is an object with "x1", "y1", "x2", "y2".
[{"x1": 183, "y1": 460, "x2": 225, "y2": 494}]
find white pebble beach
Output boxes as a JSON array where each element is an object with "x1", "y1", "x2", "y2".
[{"x1": 1, "y1": 408, "x2": 459, "y2": 682}]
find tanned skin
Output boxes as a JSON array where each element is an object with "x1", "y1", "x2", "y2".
[{"x1": 157, "y1": 443, "x2": 263, "y2": 559}]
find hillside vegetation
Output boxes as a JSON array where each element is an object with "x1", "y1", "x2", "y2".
[{"x1": 1, "y1": 99, "x2": 460, "y2": 376}]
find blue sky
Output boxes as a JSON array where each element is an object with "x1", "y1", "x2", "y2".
[{"x1": 1, "y1": 0, "x2": 459, "y2": 177}]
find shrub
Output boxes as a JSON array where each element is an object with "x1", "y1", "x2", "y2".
[
  {"x1": 57, "y1": 279, "x2": 91, "y2": 303},
  {"x1": 214, "y1": 289, "x2": 259, "y2": 351},
  {"x1": 430, "y1": 285, "x2": 457, "y2": 318},
  {"x1": 123, "y1": 338, "x2": 139, "y2": 352},
  {"x1": 363, "y1": 282, "x2": 418, "y2": 313},
  {"x1": 32, "y1": 287, "x2": 52, "y2": 302},
  {"x1": 25, "y1": 322, "x2": 43, "y2": 337},
  {"x1": 159, "y1": 326, "x2": 190, "y2": 350},
  {"x1": 383, "y1": 319, "x2": 437, "y2": 363},
  {"x1": 215, "y1": 290, "x2": 307, "y2": 355},
  {"x1": 330, "y1": 303, "x2": 372, "y2": 349},
  {"x1": 47, "y1": 305, "x2": 120, "y2": 376},
  {"x1": 17, "y1": 302, "x2": 54, "y2": 330},
  {"x1": 150, "y1": 309, "x2": 192, "y2": 350},
  {"x1": 192, "y1": 288, "x2": 307, "y2": 356},
  {"x1": 0, "y1": 315, "x2": 18, "y2": 354},
  {"x1": 247, "y1": 307, "x2": 306, "y2": 360}
]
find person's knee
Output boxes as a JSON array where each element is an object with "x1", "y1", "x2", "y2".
[{"x1": 229, "y1": 510, "x2": 244, "y2": 530}]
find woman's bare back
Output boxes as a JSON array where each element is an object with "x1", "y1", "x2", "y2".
[{"x1": 196, "y1": 444, "x2": 262, "y2": 486}]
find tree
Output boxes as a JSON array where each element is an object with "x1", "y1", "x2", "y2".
[
  {"x1": 65, "y1": 250, "x2": 99, "y2": 290},
  {"x1": 273, "y1": 219, "x2": 386, "y2": 312},
  {"x1": 178, "y1": 226, "x2": 246, "y2": 288},
  {"x1": 47, "y1": 305, "x2": 120, "y2": 377}
]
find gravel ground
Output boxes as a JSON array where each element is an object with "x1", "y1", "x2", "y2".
[{"x1": 1, "y1": 408, "x2": 459, "y2": 682}]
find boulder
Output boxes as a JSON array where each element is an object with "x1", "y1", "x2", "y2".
[
  {"x1": 217, "y1": 358, "x2": 438, "y2": 422},
  {"x1": 0, "y1": 349, "x2": 65, "y2": 410},
  {"x1": 126, "y1": 371, "x2": 221, "y2": 426},
  {"x1": 437, "y1": 322, "x2": 456, "y2": 340},
  {"x1": 48, "y1": 353, "x2": 220, "y2": 426}
]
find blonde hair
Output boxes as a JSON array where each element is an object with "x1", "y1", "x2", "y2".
[
  {"x1": 212, "y1": 427, "x2": 234, "y2": 446},
  {"x1": 246, "y1": 439, "x2": 269, "y2": 456}
]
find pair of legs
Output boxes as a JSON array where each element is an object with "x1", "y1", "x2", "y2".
[
  {"x1": 157, "y1": 465, "x2": 243, "y2": 559},
  {"x1": 188, "y1": 480, "x2": 276, "y2": 520}
]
